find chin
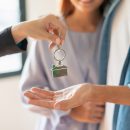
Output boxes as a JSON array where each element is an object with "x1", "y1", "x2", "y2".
[
  {"x1": 78, "y1": 7, "x2": 96, "y2": 13},
  {"x1": 77, "y1": 0, "x2": 101, "y2": 12}
]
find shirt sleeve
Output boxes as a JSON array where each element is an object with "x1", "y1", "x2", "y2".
[{"x1": 0, "y1": 27, "x2": 28, "y2": 57}]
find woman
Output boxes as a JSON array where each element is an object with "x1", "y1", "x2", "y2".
[
  {"x1": 21, "y1": 0, "x2": 109, "y2": 130},
  {"x1": 0, "y1": 15, "x2": 65, "y2": 57}
]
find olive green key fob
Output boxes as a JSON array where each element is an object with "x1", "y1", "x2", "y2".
[{"x1": 51, "y1": 65, "x2": 67, "y2": 78}]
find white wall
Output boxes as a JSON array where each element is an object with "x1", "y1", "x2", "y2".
[
  {"x1": 0, "y1": 0, "x2": 57, "y2": 130},
  {"x1": 0, "y1": 76, "x2": 38, "y2": 130},
  {"x1": 26, "y1": 0, "x2": 58, "y2": 20}
]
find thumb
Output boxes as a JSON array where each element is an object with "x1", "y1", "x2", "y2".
[
  {"x1": 45, "y1": 33, "x2": 62, "y2": 45},
  {"x1": 45, "y1": 32, "x2": 57, "y2": 42},
  {"x1": 49, "y1": 42, "x2": 56, "y2": 50}
]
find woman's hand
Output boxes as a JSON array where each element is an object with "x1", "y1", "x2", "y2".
[
  {"x1": 11, "y1": 15, "x2": 66, "y2": 49},
  {"x1": 70, "y1": 102, "x2": 105, "y2": 123}
]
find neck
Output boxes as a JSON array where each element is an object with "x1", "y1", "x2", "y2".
[
  {"x1": 66, "y1": 9, "x2": 102, "y2": 32},
  {"x1": 73, "y1": 9, "x2": 101, "y2": 25}
]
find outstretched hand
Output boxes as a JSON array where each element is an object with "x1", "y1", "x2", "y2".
[{"x1": 24, "y1": 83, "x2": 98, "y2": 110}]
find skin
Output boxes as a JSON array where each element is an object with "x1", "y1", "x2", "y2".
[
  {"x1": 11, "y1": 15, "x2": 66, "y2": 49},
  {"x1": 24, "y1": 83, "x2": 130, "y2": 110},
  {"x1": 24, "y1": 0, "x2": 107, "y2": 124},
  {"x1": 70, "y1": 102, "x2": 105, "y2": 123}
]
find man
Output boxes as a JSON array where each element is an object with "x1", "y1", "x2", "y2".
[
  {"x1": 100, "y1": 0, "x2": 130, "y2": 129},
  {"x1": 0, "y1": 15, "x2": 66, "y2": 57}
]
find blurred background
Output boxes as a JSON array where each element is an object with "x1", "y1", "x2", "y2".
[{"x1": 0, "y1": 0, "x2": 58, "y2": 130}]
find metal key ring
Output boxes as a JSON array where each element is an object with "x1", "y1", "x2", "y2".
[{"x1": 53, "y1": 48, "x2": 66, "y2": 62}]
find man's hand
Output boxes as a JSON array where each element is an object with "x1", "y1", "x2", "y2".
[
  {"x1": 11, "y1": 15, "x2": 66, "y2": 49},
  {"x1": 70, "y1": 102, "x2": 105, "y2": 123},
  {"x1": 24, "y1": 84, "x2": 96, "y2": 110},
  {"x1": 24, "y1": 84, "x2": 105, "y2": 111},
  {"x1": 24, "y1": 87, "x2": 56, "y2": 108}
]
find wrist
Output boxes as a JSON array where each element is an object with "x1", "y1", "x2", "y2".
[
  {"x1": 82, "y1": 84, "x2": 107, "y2": 103},
  {"x1": 11, "y1": 22, "x2": 27, "y2": 44},
  {"x1": 92, "y1": 85, "x2": 107, "y2": 103}
]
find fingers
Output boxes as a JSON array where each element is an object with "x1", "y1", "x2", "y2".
[
  {"x1": 70, "y1": 109, "x2": 103, "y2": 124},
  {"x1": 91, "y1": 104, "x2": 105, "y2": 118},
  {"x1": 52, "y1": 28, "x2": 64, "y2": 45},
  {"x1": 24, "y1": 87, "x2": 55, "y2": 101},
  {"x1": 93, "y1": 112, "x2": 104, "y2": 119},
  {"x1": 95, "y1": 106, "x2": 105, "y2": 113},
  {"x1": 95, "y1": 102, "x2": 105, "y2": 107},
  {"x1": 80, "y1": 102, "x2": 105, "y2": 123},
  {"x1": 24, "y1": 91, "x2": 41, "y2": 100},
  {"x1": 94, "y1": 103, "x2": 105, "y2": 118},
  {"x1": 49, "y1": 42, "x2": 56, "y2": 50},
  {"x1": 28, "y1": 99, "x2": 55, "y2": 109},
  {"x1": 43, "y1": 32, "x2": 58, "y2": 43},
  {"x1": 24, "y1": 88, "x2": 56, "y2": 109},
  {"x1": 45, "y1": 15, "x2": 66, "y2": 44},
  {"x1": 32, "y1": 88, "x2": 65, "y2": 99},
  {"x1": 87, "y1": 109, "x2": 104, "y2": 123},
  {"x1": 51, "y1": 16, "x2": 66, "y2": 41},
  {"x1": 31, "y1": 87, "x2": 55, "y2": 100},
  {"x1": 45, "y1": 27, "x2": 63, "y2": 48},
  {"x1": 91, "y1": 110, "x2": 104, "y2": 118},
  {"x1": 31, "y1": 87, "x2": 54, "y2": 96},
  {"x1": 46, "y1": 27, "x2": 63, "y2": 46}
]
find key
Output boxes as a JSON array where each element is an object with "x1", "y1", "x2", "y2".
[{"x1": 51, "y1": 46, "x2": 68, "y2": 78}]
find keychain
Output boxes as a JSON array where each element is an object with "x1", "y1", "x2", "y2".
[
  {"x1": 47, "y1": 23, "x2": 67, "y2": 77},
  {"x1": 51, "y1": 45, "x2": 67, "y2": 78}
]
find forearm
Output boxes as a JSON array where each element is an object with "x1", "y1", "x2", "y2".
[{"x1": 93, "y1": 85, "x2": 130, "y2": 105}]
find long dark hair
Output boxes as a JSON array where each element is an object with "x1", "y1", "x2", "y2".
[{"x1": 59, "y1": 0, "x2": 110, "y2": 17}]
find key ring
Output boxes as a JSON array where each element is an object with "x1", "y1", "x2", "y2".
[{"x1": 53, "y1": 47, "x2": 66, "y2": 64}]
